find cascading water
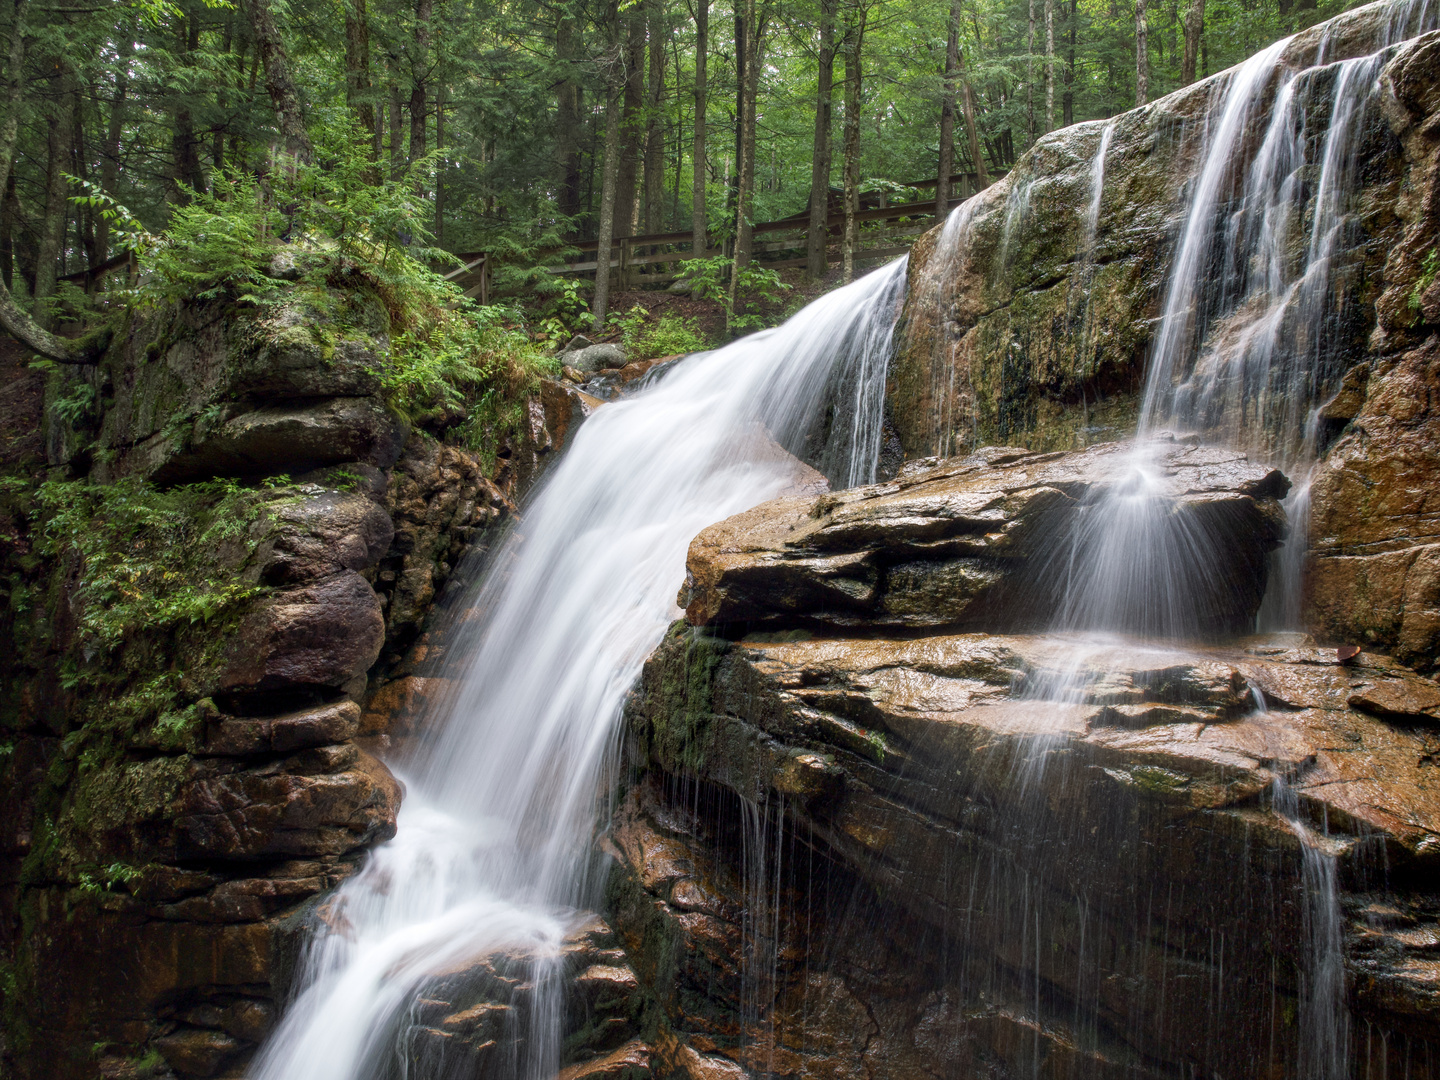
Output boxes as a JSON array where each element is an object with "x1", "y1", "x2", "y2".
[{"x1": 248, "y1": 258, "x2": 909, "y2": 1080}]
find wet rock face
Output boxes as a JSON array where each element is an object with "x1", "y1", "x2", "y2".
[
  {"x1": 683, "y1": 441, "x2": 1289, "y2": 635},
  {"x1": 2, "y1": 275, "x2": 605, "y2": 1076},
  {"x1": 886, "y1": 3, "x2": 1414, "y2": 461},
  {"x1": 618, "y1": 627, "x2": 1440, "y2": 1078}
]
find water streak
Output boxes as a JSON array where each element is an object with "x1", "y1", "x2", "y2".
[{"x1": 250, "y1": 259, "x2": 909, "y2": 1080}]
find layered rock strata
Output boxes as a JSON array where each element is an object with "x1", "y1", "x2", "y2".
[
  {"x1": 682, "y1": 442, "x2": 1288, "y2": 635},
  {"x1": 616, "y1": 625, "x2": 1440, "y2": 1079},
  {"x1": 0, "y1": 285, "x2": 601, "y2": 1079}
]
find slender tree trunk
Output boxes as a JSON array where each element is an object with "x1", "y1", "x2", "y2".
[
  {"x1": 434, "y1": 89, "x2": 444, "y2": 243},
  {"x1": 1043, "y1": 0, "x2": 1054, "y2": 132},
  {"x1": 690, "y1": 0, "x2": 708, "y2": 289},
  {"x1": 1181, "y1": 0, "x2": 1204, "y2": 84},
  {"x1": 1026, "y1": 0, "x2": 1035, "y2": 145},
  {"x1": 954, "y1": 0, "x2": 987, "y2": 189},
  {"x1": 615, "y1": 9, "x2": 644, "y2": 239},
  {"x1": 389, "y1": 80, "x2": 404, "y2": 178},
  {"x1": 643, "y1": 0, "x2": 666, "y2": 235},
  {"x1": 72, "y1": 82, "x2": 97, "y2": 276},
  {"x1": 936, "y1": 0, "x2": 956, "y2": 222},
  {"x1": 556, "y1": 8, "x2": 584, "y2": 223},
  {"x1": 726, "y1": 0, "x2": 761, "y2": 327},
  {"x1": 806, "y1": 0, "x2": 834, "y2": 278},
  {"x1": 1135, "y1": 0, "x2": 1148, "y2": 104},
  {"x1": 593, "y1": 6, "x2": 624, "y2": 331},
  {"x1": 240, "y1": 0, "x2": 314, "y2": 167},
  {"x1": 841, "y1": 8, "x2": 864, "y2": 284},
  {"x1": 409, "y1": 0, "x2": 431, "y2": 165},
  {"x1": 344, "y1": 0, "x2": 376, "y2": 149},
  {"x1": 170, "y1": 16, "x2": 203, "y2": 201},
  {"x1": 1063, "y1": 0, "x2": 1075, "y2": 127},
  {"x1": 0, "y1": 173, "x2": 14, "y2": 292},
  {"x1": 97, "y1": 28, "x2": 130, "y2": 262},
  {"x1": 34, "y1": 67, "x2": 76, "y2": 324}
]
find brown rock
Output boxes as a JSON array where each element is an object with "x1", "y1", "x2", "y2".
[
  {"x1": 1348, "y1": 677, "x2": 1440, "y2": 721},
  {"x1": 683, "y1": 442, "x2": 1287, "y2": 633},
  {"x1": 558, "y1": 1039, "x2": 652, "y2": 1080},
  {"x1": 260, "y1": 490, "x2": 395, "y2": 585},
  {"x1": 219, "y1": 571, "x2": 385, "y2": 692},
  {"x1": 359, "y1": 675, "x2": 449, "y2": 737},
  {"x1": 174, "y1": 746, "x2": 402, "y2": 858},
  {"x1": 154, "y1": 1027, "x2": 241, "y2": 1077},
  {"x1": 202, "y1": 700, "x2": 362, "y2": 755},
  {"x1": 150, "y1": 397, "x2": 408, "y2": 485}
]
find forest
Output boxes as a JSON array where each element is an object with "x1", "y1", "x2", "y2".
[{"x1": 0, "y1": 0, "x2": 1377, "y2": 353}]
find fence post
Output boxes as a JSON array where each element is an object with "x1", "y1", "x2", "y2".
[{"x1": 619, "y1": 237, "x2": 631, "y2": 292}]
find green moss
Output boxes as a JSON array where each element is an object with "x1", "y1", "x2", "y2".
[
  {"x1": 649, "y1": 624, "x2": 730, "y2": 774},
  {"x1": 1410, "y1": 248, "x2": 1438, "y2": 318}
]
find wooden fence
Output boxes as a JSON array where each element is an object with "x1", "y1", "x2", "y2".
[{"x1": 446, "y1": 171, "x2": 999, "y2": 301}]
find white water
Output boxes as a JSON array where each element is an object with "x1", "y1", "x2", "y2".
[{"x1": 249, "y1": 259, "x2": 908, "y2": 1080}]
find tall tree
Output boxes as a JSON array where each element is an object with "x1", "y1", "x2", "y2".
[
  {"x1": 690, "y1": 0, "x2": 708, "y2": 288},
  {"x1": 806, "y1": 0, "x2": 834, "y2": 277},
  {"x1": 593, "y1": 3, "x2": 624, "y2": 329},
  {"x1": 1026, "y1": 0, "x2": 1035, "y2": 143},
  {"x1": 240, "y1": 0, "x2": 314, "y2": 168},
  {"x1": 935, "y1": 0, "x2": 957, "y2": 222},
  {"x1": 555, "y1": 7, "x2": 584, "y2": 224},
  {"x1": 1182, "y1": 0, "x2": 1204, "y2": 84},
  {"x1": 1135, "y1": 0, "x2": 1149, "y2": 104},
  {"x1": 643, "y1": 0, "x2": 667, "y2": 234},
  {"x1": 955, "y1": 7, "x2": 987, "y2": 187},
  {"x1": 409, "y1": 0, "x2": 432, "y2": 165},
  {"x1": 840, "y1": 3, "x2": 866, "y2": 284},
  {"x1": 1043, "y1": 0, "x2": 1054, "y2": 132},
  {"x1": 726, "y1": 0, "x2": 763, "y2": 322},
  {"x1": 344, "y1": 0, "x2": 376, "y2": 150},
  {"x1": 615, "y1": 9, "x2": 645, "y2": 238}
]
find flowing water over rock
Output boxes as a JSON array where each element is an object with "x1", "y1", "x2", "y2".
[{"x1": 249, "y1": 261, "x2": 908, "y2": 1080}]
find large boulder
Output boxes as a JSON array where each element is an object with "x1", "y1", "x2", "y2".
[
  {"x1": 617, "y1": 625, "x2": 1440, "y2": 1078},
  {"x1": 681, "y1": 441, "x2": 1288, "y2": 634}
]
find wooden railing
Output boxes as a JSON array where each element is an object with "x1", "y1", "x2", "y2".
[{"x1": 447, "y1": 171, "x2": 1000, "y2": 300}]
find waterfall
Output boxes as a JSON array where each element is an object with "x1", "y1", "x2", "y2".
[{"x1": 248, "y1": 258, "x2": 908, "y2": 1080}]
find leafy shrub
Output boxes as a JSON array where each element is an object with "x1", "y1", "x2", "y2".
[
  {"x1": 673, "y1": 255, "x2": 790, "y2": 331},
  {"x1": 630, "y1": 313, "x2": 709, "y2": 359}
]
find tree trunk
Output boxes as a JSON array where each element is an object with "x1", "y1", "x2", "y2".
[
  {"x1": 954, "y1": 0, "x2": 987, "y2": 189},
  {"x1": 1026, "y1": 0, "x2": 1035, "y2": 144},
  {"x1": 936, "y1": 0, "x2": 956, "y2": 222},
  {"x1": 72, "y1": 81, "x2": 97, "y2": 276},
  {"x1": 1063, "y1": 0, "x2": 1075, "y2": 127},
  {"x1": 556, "y1": 9, "x2": 584, "y2": 223},
  {"x1": 615, "y1": 9, "x2": 645, "y2": 240},
  {"x1": 592, "y1": 6, "x2": 625, "y2": 331},
  {"x1": 691, "y1": 0, "x2": 708, "y2": 290},
  {"x1": 1135, "y1": 0, "x2": 1148, "y2": 105},
  {"x1": 344, "y1": 0, "x2": 376, "y2": 149},
  {"x1": 240, "y1": 0, "x2": 314, "y2": 168},
  {"x1": 434, "y1": 89, "x2": 444, "y2": 243},
  {"x1": 841, "y1": 8, "x2": 864, "y2": 285},
  {"x1": 34, "y1": 67, "x2": 76, "y2": 324},
  {"x1": 643, "y1": 0, "x2": 666, "y2": 235},
  {"x1": 726, "y1": 0, "x2": 761, "y2": 326},
  {"x1": 1043, "y1": 0, "x2": 1054, "y2": 132},
  {"x1": 96, "y1": 26, "x2": 130, "y2": 262},
  {"x1": 170, "y1": 15, "x2": 204, "y2": 201},
  {"x1": 389, "y1": 80, "x2": 404, "y2": 178},
  {"x1": 1181, "y1": 0, "x2": 1204, "y2": 85},
  {"x1": 806, "y1": 0, "x2": 834, "y2": 277},
  {"x1": 409, "y1": 0, "x2": 431, "y2": 166}
]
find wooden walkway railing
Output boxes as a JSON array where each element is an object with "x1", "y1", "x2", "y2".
[{"x1": 447, "y1": 171, "x2": 1000, "y2": 302}]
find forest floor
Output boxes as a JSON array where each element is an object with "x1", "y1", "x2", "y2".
[{"x1": 581, "y1": 260, "x2": 891, "y2": 352}]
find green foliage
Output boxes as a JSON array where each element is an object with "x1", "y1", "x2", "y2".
[
  {"x1": 674, "y1": 257, "x2": 790, "y2": 332},
  {"x1": 32, "y1": 477, "x2": 269, "y2": 654},
  {"x1": 1410, "y1": 248, "x2": 1438, "y2": 317},
  {"x1": 75, "y1": 861, "x2": 145, "y2": 898},
  {"x1": 607, "y1": 305, "x2": 709, "y2": 360}
]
